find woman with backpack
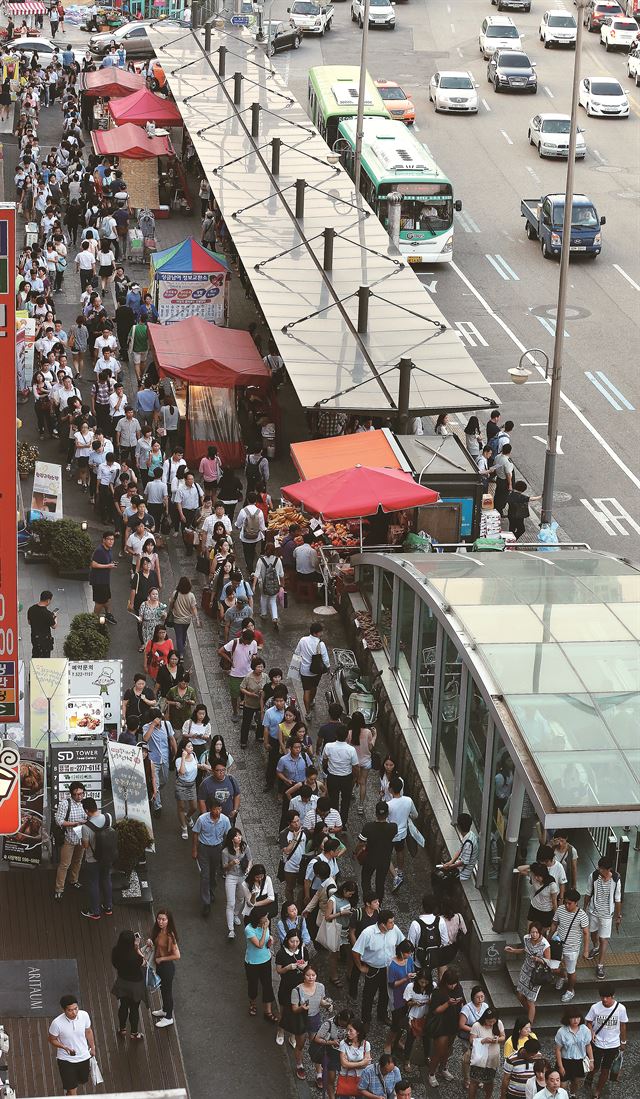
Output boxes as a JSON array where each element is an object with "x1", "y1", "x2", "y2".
[{"x1": 252, "y1": 539, "x2": 284, "y2": 630}]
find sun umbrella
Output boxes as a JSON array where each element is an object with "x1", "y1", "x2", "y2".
[{"x1": 282, "y1": 464, "x2": 439, "y2": 549}]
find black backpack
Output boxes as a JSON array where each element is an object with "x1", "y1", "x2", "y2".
[
  {"x1": 414, "y1": 916, "x2": 442, "y2": 968},
  {"x1": 85, "y1": 812, "x2": 118, "y2": 867}
]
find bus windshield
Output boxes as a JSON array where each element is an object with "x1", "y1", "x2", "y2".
[{"x1": 400, "y1": 199, "x2": 453, "y2": 234}]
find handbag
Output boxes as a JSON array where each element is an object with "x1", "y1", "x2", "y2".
[
  {"x1": 89, "y1": 1056, "x2": 103, "y2": 1087},
  {"x1": 165, "y1": 591, "x2": 177, "y2": 628},
  {"x1": 355, "y1": 844, "x2": 368, "y2": 866},
  {"x1": 145, "y1": 964, "x2": 162, "y2": 992},
  {"x1": 309, "y1": 640, "x2": 326, "y2": 676},
  {"x1": 582, "y1": 1055, "x2": 592, "y2": 1074},
  {"x1": 219, "y1": 638, "x2": 238, "y2": 672},
  {"x1": 550, "y1": 908, "x2": 579, "y2": 961},
  {"x1": 336, "y1": 1076, "x2": 360, "y2": 1097},
  {"x1": 315, "y1": 912, "x2": 341, "y2": 953}
]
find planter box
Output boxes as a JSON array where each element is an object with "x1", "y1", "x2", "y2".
[{"x1": 112, "y1": 867, "x2": 153, "y2": 911}]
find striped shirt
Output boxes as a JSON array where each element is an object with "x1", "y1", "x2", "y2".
[
  {"x1": 587, "y1": 874, "x2": 621, "y2": 918},
  {"x1": 502, "y1": 1052, "x2": 537, "y2": 1098},
  {"x1": 552, "y1": 905, "x2": 589, "y2": 953}
]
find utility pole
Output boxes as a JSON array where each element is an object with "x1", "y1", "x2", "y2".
[
  {"x1": 353, "y1": 0, "x2": 371, "y2": 197},
  {"x1": 540, "y1": 1, "x2": 585, "y2": 525}
]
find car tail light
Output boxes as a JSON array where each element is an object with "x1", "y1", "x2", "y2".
[{"x1": 611, "y1": 28, "x2": 616, "y2": 34}]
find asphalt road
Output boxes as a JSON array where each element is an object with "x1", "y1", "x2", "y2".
[{"x1": 259, "y1": 0, "x2": 640, "y2": 553}]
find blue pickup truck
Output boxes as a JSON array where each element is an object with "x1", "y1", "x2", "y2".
[{"x1": 521, "y1": 193, "x2": 605, "y2": 258}]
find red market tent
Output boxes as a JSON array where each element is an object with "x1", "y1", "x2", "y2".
[
  {"x1": 282, "y1": 465, "x2": 439, "y2": 520},
  {"x1": 148, "y1": 316, "x2": 269, "y2": 388},
  {"x1": 91, "y1": 123, "x2": 173, "y2": 160},
  {"x1": 80, "y1": 68, "x2": 146, "y2": 99},
  {"x1": 108, "y1": 88, "x2": 183, "y2": 127}
]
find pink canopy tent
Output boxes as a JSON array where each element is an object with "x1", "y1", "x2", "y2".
[
  {"x1": 91, "y1": 123, "x2": 173, "y2": 160},
  {"x1": 108, "y1": 88, "x2": 183, "y2": 127}
]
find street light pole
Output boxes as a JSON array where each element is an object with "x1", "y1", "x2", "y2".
[
  {"x1": 354, "y1": 0, "x2": 370, "y2": 197},
  {"x1": 540, "y1": 1, "x2": 585, "y2": 525}
]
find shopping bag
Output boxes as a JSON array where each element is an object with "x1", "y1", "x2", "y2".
[{"x1": 89, "y1": 1056, "x2": 103, "y2": 1086}]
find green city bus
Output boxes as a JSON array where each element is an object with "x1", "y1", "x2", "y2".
[
  {"x1": 307, "y1": 65, "x2": 390, "y2": 148},
  {"x1": 337, "y1": 116, "x2": 461, "y2": 265}
]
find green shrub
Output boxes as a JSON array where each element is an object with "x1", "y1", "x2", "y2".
[
  {"x1": 114, "y1": 818, "x2": 152, "y2": 872},
  {"x1": 50, "y1": 519, "x2": 93, "y2": 572},
  {"x1": 63, "y1": 625, "x2": 110, "y2": 661},
  {"x1": 31, "y1": 518, "x2": 56, "y2": 554}
]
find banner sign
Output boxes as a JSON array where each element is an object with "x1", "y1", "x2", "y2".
[
  {"x1": 67, "y1": 661, "x2": 122, "y2": 732},
  {"x1": 0, "y1": 205, "x2": 18, "y2": 723},
  {"x1": 65, "y1": 697, "x2": 104, "y2": 737},
  {"x1": 155, "y1": 271, "x2": 227, "y2": 324},
  {"x1": 107, "y1": 741, "x2": 154, "y2": 842},
  {"x1": 50, "y1": 741, "x2": 104, "y2": 813},
  {"x1": 30, "y1": 658, "x2": 67, "y2": 749},
  {"x1": 30, "y1": 460, "x2": 63, "y2": 522},
  {"x1": 0, "y1": 742, "x2": 20, "y2": 835},
  {"x1": 16, "y1": 310, "x2": 36, "y2": 389},
  {"x1": 2, "y1": 746, "x2": 45, "y2": 865}
]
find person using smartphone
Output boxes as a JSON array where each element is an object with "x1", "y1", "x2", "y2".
[{"x1": 425, "y1": 968, "x2": 465, "y2": 1089}]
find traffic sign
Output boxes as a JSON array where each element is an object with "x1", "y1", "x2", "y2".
[{"x1": 231, "y1": 14, "x2": 250, "y2": 24}]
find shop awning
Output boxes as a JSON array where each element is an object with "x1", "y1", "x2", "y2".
[
  {"x1": 6, "y1": 2, "x2": 46, "y2": 12},
  {"x1": 148, "y1": 316, "x2": 270, "y2": 388},
  {"x1": 91, "y1": 123, "x2": 173, "y2": 160},
  {"x1": 108, "y1": 87, "x2": 183, "y2": 127},
  {"x1": 282, "y1": 465, "x2": 439, "y2": 521},
  {"x1": 80, "y1": 68, "x2": 146, "y2": 99},
  {"x1": 150, "y1": 237, "x2": 229, "y2": 275},
  {"x1": 291, "y1": 429, "x2": 409, "y2": 480}
]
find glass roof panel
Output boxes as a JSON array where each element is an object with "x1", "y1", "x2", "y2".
[
  {"x1": 562, "y1": 642, "x2": 640, "y2": 692},
  {"x1": 515, "y1": 578, "x2": 599, "y2": 605},
  {"x1": 535, "y1": 750, "x2": 640, "y2": 809},
  {"x1": 530, "y1": 604, "x2": 633, "y2": 642},
  {"x1": 607, "y1": 603, "x2": 640, "y2": 640},
  {"x1": 454, "y1": 604, "x2": 545, "y2": 643},
  {"x1": 479, "y1": 644, "x2": 584, "y2": 694},
  {"x1": 429, "y1": 578, "x2": 523, "y2": 605},
  {"x1": 580, "y1": 576, "x2": 640, "y2": 603},
  {"x1": 623, "y1": 750, "x2": 640, "y2": 781},
  {"x1": 505, "y1": 694, "x2": 614, "y2": 751},
  {"x1": 595, "y1": 693, "x2": 640, "y2": 749},
  {"x1": 550, "y1": 556, "x2": 639, "y2": 577}
]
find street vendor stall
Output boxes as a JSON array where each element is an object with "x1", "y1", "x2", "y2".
[
  {"x1": 90, "y1": 122, "x2": 174, "y2": 208},
  {"x1": 148, "y1": 316, "x2": 271, "y2": 467},
  {"x1": 395, "y1": 434, "x2": 485, "y2": 543},
  {"x1": 149, "y1": 237, "x2": 229, "y2": 324},
  {"x1": 5, "y1": 2, "x2": 46, "y2": 25},
  {"x1": 79, "y1": 67, "x2": 146, "y2": 99},
  {"x1": 108, "y1": 86, "x2": 183, "y2": 127}
]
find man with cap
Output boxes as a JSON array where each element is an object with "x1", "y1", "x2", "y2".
[{"x1": 223, "y1": 593, "x2": 252, "y2": 642}]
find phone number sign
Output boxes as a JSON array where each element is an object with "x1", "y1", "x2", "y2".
[{"x1": 0, "y1": 206, "x2": 17, "y2": 721}]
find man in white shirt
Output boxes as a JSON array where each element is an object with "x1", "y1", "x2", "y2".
[
  {"x1": 47, "y1": 995, "x2": 96, "y2": 1095},
  {"x1": 323, "y1": 727, "x2": 358, "y2": 828},
  {"x1": 75, "y1": 240, "x2": 96, "y2": 291},
  {"x1": 109, "y1": 382, "x2": 128, "y2": 427},
  {"x1": 235, "y1": 490, "x2": 266, "y2": 571},
  {"x1": 94, "y1": 347, "x2": 121, "y2": 379},
  {"x1": 126, "y1": 520, "x2": 156, "y2": 562},
  {"x1": 440, "y1": 812, "x2": 479, "y2": 883},
  {"x1": 115, "y1": 407, "x2": 140, "y2": 464},
  {"x1": 352, "y1": 910, "x2": 405, "y2": 1025},
  {"x1": 584, "y1": 857, "x2": 623, "y2": 980},
  {"x1": 294, "y1": 534, "x2": 321, "y2": 581},
  {"x1": 144, "y1": 467, "x2": 169, "y2": 529},
  {"x1": 294, "y1": 621, "x2": 330, "y2": 715},
  {"x1": 386, "y1": 778, "x2": 418, "y2": 892},
  {"x1": 585, "y1": 988, "x2": 627, "y2": 1099},
  {"x1": 407, "y1": 894, "x2": 449, "y2": 969},
  {"x1": 200, "y1": 502, "x2": 232, "y2": 555},
  {"x1": 162, "y1": 448, "x2": 187, "y2": 536},
  {"x1": 97, "y1": 453, "x2": 120, "y2": 524},
  {"x1": 175, "y1": 472, "x2": 204, "y2": 536},
  {"x1": 94, "y1": 326, "x2": 118, "y2": 361}
]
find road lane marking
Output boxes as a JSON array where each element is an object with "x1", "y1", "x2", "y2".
[
  {"x1": 500, "y1": 129, "x2": 513, "y2": 144},
  {"x1": 585, "y1": 371, "x2": 622, "y2": 410},
  {"x1": 544, "y1": 85, "x2": 555, "y2": 99},
  {"x1": 450, "y1": 260, "x2": 640, "y2": 495},
  {"x1": 485, "y1": 254, "x2": 520, "y2": 280},
  {"x1": 593, "y1": 375, "x2": 637, "y2": 413},
  {"x1": 451, "y1": 22, "x2": 456, "y2": 32},
  {"x1": 581, "y1": 498, "x2": 640, "y2": 536},
  {"x1": 537, "y1": 316, "x2": 569, "y2": 338},
  {"x1": 485, "y1": 254, "x2": 509, "y2": 279},
  {"x1": 520, "y1": 422, "x2": 548, "y2": 427},
  {"x1": 533, "y1": 434, "x2": 563, "y2": 454},
  {"x1": 613, "y1": 263, "x2": 640, "y2": 292},
  {"x1": 495, "y1": 254, "x2": 519, "y2": 280},
  {"x1": 526, "y1": 166, "x2": 541, "y2": 184},
  {"x1": 482, "y1": 98, "x2": 491, "y2": 112},
  {"x1": 454, "y1": 321, "x2": 489, "y2": 347},
  {"x1": 456, "y1": 46, "x2": 464, "y2": 57},
  {"x1": 456, "y1": 210, "x2": 481, "y2": 233}
]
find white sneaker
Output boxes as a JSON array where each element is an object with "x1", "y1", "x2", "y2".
[
  {"x1": 151, "y1": 1009, "x2": 165, "y2": 1018},
  {"x1": 227, "y1": 929, "x2": 235, "y2": 940},
  {"x1": 428, "y1": 1075, "x2": 439, "y2": 1088},
  {"x1": 181, "y1": 828, "x2": 188, "y2": 840},
  {"x1": 155, "y1": 1017, "x2": 174, "y2": 1028},
  {"x1": 276, "y1": 1031, "x2": 285, "y2": 1046},
  {"x1": 289, "y1": 1034, "x2": 296, "y2": 1048},
  {"x1": 234, "y1": 915, "x2": 242, "y2": 926},
  {"x1": 555, "y1": 977, "x2": 565, "y2": 990},
  {"x1": 440, "y1": 1070, "x2": 454, "y2": 1082},
  {"x1": 561, "y1": 989, "x2": 576, "y2": 1003}
]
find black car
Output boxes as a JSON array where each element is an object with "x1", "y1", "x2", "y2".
[
  {"x1": 488, "y1": 49, "x2": 538, "y2": 91},
  {"x1": 260, "y1": 20, "x2": 303, "y2": 55}
]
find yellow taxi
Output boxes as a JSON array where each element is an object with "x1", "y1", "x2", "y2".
[{"x1": 375, "y1": 79, "x2": 416, "y2": 123}]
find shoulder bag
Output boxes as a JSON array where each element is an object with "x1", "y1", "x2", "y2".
[
  {"x1": 309, "y1": 640, "x2": 326, "y2": 677},
  {"x1": 277, "y1": 829, "x2": 305, "y2": 882},
  {"x1": 219, "y1": 638, "x2": 238, "y2": 672},
  {"x1": 165, "y1": 590, "x2": 178, "y2": 628},
  {"x1": 550, "y1": 908, "x2": 579, "y2": 961}
]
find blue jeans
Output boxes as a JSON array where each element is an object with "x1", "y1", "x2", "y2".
[
  {"x1": 173, "y1": 621, "x2": 189, "y2": 657},
  {"x1": 86, "y1": 861, "x2": 113, "y2": 915},
  {"x1": 152, "y1": 759, "x2": 169, "y2": 810}
]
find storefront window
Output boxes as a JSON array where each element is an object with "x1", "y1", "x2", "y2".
[
  {"x1": 397, "y1": 581, "x2": 415, "y2": 698},
  {"x1": 483, "y1": 730, "x2": 511, "y2": 909},
  {"x1": 417, "y1": 605, "x2": 439, "y2": 745},
  {"x1": 461, "y1": 679, "x2": 492, "y2": 840},
  {"x1": 379, "y1": 571, "x2": 394, "y2": 653},
  {"x1": 436, "y1": 631, "x2": 463, "y2": 805}
]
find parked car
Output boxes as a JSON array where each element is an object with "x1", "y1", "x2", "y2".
[
  {"x1": 259, "y1": 19, "x2": 303, "y2": 54},
  {"x1": 375, "y1": 79, "x2": 415, "y2": 122},
  {"x1": 539, "y1": 9, "x2": 578, "y2": 46},
  {"x1": 428, "y1": 70, "x2": 479, "y2": 112},
  {"x1": 528, "y1": 113, "x2": 587, "y2": 157},
  {"x1": 627, "y1": 43, "x2": 640, "y2": 82},
  {"x1": 10, "y1": 37, "x2": 83, "y2": 66},
  {"x1": 89, "y1": 18, "x2": 187, "y2": 58},
  {"x1": 352, "y1": 0, "x2": 396, "y2": 28},
  {"x1": 600, "y1": 14, "x2": 639, "y2": 46},
  {"x1": 488, "y1": 49, "x2": 538, "y2": 92},
  {"x1": 578, "y1": 74, "x2": 630, "y2": 114},
  {"x1": 479, "y1": 16, "x2": 523, "y2": 57},
  {"x1": 582, "y1": 0, "x2": 623, "y2": 31}
]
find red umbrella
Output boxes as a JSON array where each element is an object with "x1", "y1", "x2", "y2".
[{"x1": 281, "y1": 465, "x2": 439, "y2": 521}]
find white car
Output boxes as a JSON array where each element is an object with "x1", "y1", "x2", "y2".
[
  {"x1": 528, "y1": 113, "x2": 587, "y2": 156},
  {"x1": 479, "y1": 16, "x2": 522, "y2": 58},
  {"x1": 600, "y1": 15, "x2": 639, "y2": 48},
  {"x1": 428, "y1": 70, "x2": 479, "y2": 112},
  {"x1": 539, "y1": 9, "x2": 578, "y2": 46},
  {"x1": 10, "y1": 37, "x2": 83, "y2": 66},
  {"x1": 627, "y1": 43, "x2": 640, "y2": 84},
  {"x1": 352, "y1": 0, "x2": 395, "y2": 28},
  {"x1": 578, "y1": 75, "x2": 630, "y2": 115}
]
